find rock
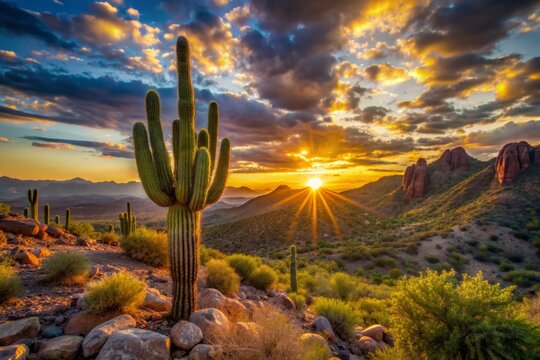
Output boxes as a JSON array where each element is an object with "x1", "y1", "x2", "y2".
[
  {"x1": 0, "y1": 317, "x2": 40, "y2": 346},
  {"x1": 355, "y1": 336, "x2": 386, "y2": 353},
  {"x1": 64, "y1": 310, "x2": 122, "y2": 336},
  {"x1": 42, "y1": 326, "x2": 63, "y2": 338},
  {"x1": 46, "y1": 225, "x2": 65, "y2": 238},
  {"x1": 534, "y1": 146, "x2": 540, "y2": 164},
  {"x1": 171, "y1": 349, "x2": 187, "y2": 359},
  {"x1": 189, "y1": 308, "x2": 230, "y2": 344},
  {"x1": 0, "y1": 217, "x2": 39, "y2": 237},
  {"x1": 82, "y1": 314, "x2": 136, "y2": 357},
  {"x1": 300, "y1": 333, "x2": 331, "y2": 353},
  {"x1": 272, "y1": 292, "x2": 295, "y2": 310},
  {"x1": 188, "y1": 344, "x2": 217, "y2": 360},
  {"x1": 361, "y1": 325, "x2": 385, "y2": 342},
  {"x1": 76, "y1": 237, "x2": 92, "y2": 247},
  {"x1": 170, "y1": 321, "x2": 203, "y2": 351},
  {"x1": 198, "y1": 288, "x2": 248, "y2": 321},
  {"x1": 313, "y1": 316, "x2": 336, "y2": 341},
  {"x1": 37, "y1": 335, "x2": 83, "y2": 360},
  {"x1": 402, "y1": 158, "x2": 428, "y2": 198},
  {"x1": 95, "y1": 328, "x2": 170, "y2": 360},
  {"x1": 14, "y1": 251, "x2": 39, "y2": 266},
  {"x1": 234, "y1": 322, "x2": 259, "y2": 339},
  {"x1": 0, "y1": 344, "x2": 29, "y2": 360},
  {"x1": 382, "y1": 331, "x2": 394, "y2": 346},
  {"x1": 149, "y1": 273, "x2": 168, "y2": 283},
  {"x1": 438, "y1": 147, "x2": 468, "y2": 171},
  {"x1": 88, "y1": 265, "x2": 101, "y2": 279},
  {"x1": 143, "y1": 288, "x2": 171, "y2": 312},
  {"x1": 496, "y1": 141, "x2": 533, "y2": 185},
  {"x1": 31, "y1": 248, "x2": 51, "y2": 258},
  {"x1": 36, "y1": 224, "x2": 48, "y2": 240}
]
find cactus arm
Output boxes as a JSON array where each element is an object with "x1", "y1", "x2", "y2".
[
  {"x1": 206, "y1": 138, "x2": 230, "y2": 205},
  {"x1": 146, "y1": 90, "x2": 174, "y2": 196},
  {"x1": 44, "y1": 204, "x2": 50, "y2": 224},
  {"x1": 54, "y1": 215, "x2": 59, "y2": 224},
  {"x1": 207, "y1": 102, "x2": 219, "y2": 170},
  {"x1": 133, "y1": 122, "x2": 175, "y2": 207},
  {"x1": 172, "y1": 119, "x2": 180, "y2": 172},
  {"x1": 189, "y1": 149, "x2": 210, "y2": 211},
  {"x1": 197, "y1": 129, "x2": 209, "y2": 149}
]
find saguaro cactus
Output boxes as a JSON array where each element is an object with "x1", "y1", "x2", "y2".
[
  {"x1": 65, "y1": 208, "x2": 70, "y2": 232},
  {"x1": 108, "y1": 224, "x2": 115, "y2": 233},
  {"x1": 119, "y1": 202, "x2": 136, "y2": 237},
  {"x1": 290, "y1": 245, "x2": 298, "y2": 293},
  {"x1": 23, "y1": 207, "x2": 29, "y2": 218},
  {"x1": 133, "y1": 36, "x2": 230, "y2": 320},
  {"x1": 44, "y1": 204, "x2": 50, "y2": 224},
  {"x1": 55, "y1": 215, "x2": 59, "y2": 225},
  {"x1": 27, "y1": 189, "x2": 38, "y2": 221}
]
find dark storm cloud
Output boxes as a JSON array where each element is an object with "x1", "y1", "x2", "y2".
[
  {"x1": 0, "y1": 1, "x2": 76, "y2": 49},
  {"x1": 24, "y1": 136, "x2": 133, "y2": 158},
  {"x1": 465, "y1": 121, "x2": 540, "y2": 146},
  {"x1": 352, "y1": 106, "x2": 390, "y2": 123}
]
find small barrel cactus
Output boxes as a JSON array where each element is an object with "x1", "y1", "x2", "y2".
[
  {"x1": 27, "y1": 189, "x2": 38, "y2": 221},
  {"x1": 290, "y1": 245, "x2": 298, "y2": 293}
]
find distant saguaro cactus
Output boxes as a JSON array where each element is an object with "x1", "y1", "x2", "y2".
[
  {"x1": 108, "y1": 224, "x2": 114, "y2": 233},
  {"x1": 119, "y1": 202, "x2": 136, "y2": 237},
  {"x1": 55, "y1": 215, "x2": 59, "y2": 224},
  {"x1": 44, "y1": 204, "x2": 50, "y2": 224},
  {"x1": 27, "y1": 189, "x2": 38, "y2": 221},
  {"x1": 65, "y1": 209, "x2": 70, "y2": 232},
  {"x1": 23, "y1": 207, "x2": 29, "y2": 218},
  {"x1": 290, "y1": 245, "x2": 298, "y2": 293},
  {"x1": 133, "y1": 36, "x2": 231, "y2": 320}
]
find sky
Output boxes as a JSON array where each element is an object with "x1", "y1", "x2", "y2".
[{"x1": 0, "y1": 0, "x2": 539, "y2": 191}]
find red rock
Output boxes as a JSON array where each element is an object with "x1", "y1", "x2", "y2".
[
  {"x1": 36, "y1": 224, "x2": 48, "y2": 240},
  {"x1": 534, "y1": 147, "x2": 540, "y2": 164},
  {"x1": 0, "y1": 217, "x2": 39, "y2": 236},
  {"x1": 438, "y1": 147, "x2": 468, "y2": 171},
  {"x1": 15, "y1": 250, "x2": 40, "y2": 266},
  {"x1": 64, "y1": 311, "x2": 122, "y2": 336},
  {"x1": 495, "y1": 141, "x2": 532, "y2": 185},
  {"x1": 402, "y1": 158, "x2": 428, "y2": 198}
]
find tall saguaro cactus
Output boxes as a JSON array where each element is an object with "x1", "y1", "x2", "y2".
[
  {"x1": 290, "y1": 245, "x2": 298, "y2": 293},
  {"x1": 55, "y1": 215, "x2": 59, "y2": 225},
  {"x1": 44, "y1": 204, "x2": 50, "y2": 224},
  {"x1": 133, "y1": 36, "x2": 230, "y2": 321},
  {"x1": 65, "y1": 208, "x2": 70, "y2": 232},
  {"x1": 27, "y1": 189, "x2": 38, "y2": 221},
  {"x1": 119, "y1": 202, "x2": 136, "y2": 237}
]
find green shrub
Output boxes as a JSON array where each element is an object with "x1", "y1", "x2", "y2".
[
  {"x1": 425, "y1": 255, "x2": 439, "y2": 264},
  {"x1": 374, "y1": 256, "x2": 397, "y2": 268},
  {"x1": 507, "y1": 252, "x2": 524, "y2": 263},
  {"x1": 0, "y1": 202, "x2": 10, "y2": 215},
  {"x1": 0, "y1": 230, "x2": 6, "y2": 246},
  {"x1": 356, "y1": 297, "x2": 391, "y2": 327},
  {"x1": 86, "y1": 272, "x2": 146, "y2": 313},
  {"x1": 41, "y1": 252, "x2": 89, "y2": 284},
  {"x1": 311, "y1": 297, "x2": 361, "y2": 339},
  {"x1": 502, "y1": 270, "x2": 540, "y2": 287},
  {"x1": 329, "y1": 272, "x2": 356, "y2": 300},
  {"x1": 388, "y1": 270, "x2": 540, "y2": 360},
  {"x1": 200, "y1": 245, "x2": 225, "y2": 265},
  {"x1": 120, "y1": 228, "x2": 168, "y2": 267},
  {"x1": 0, "y1": 263, "x2": 23, "y2": 303},
  {"x1": 206, "y1": 259, "x2": 240, "y2": 295},
  {"x1": 69, "y1": 222, "x2": 97, "y2": 238},
  {"x1": 226, "y1": 254, "x2": 260, "y2": 279},
  {"x1": 100, "y1": 232, "x2": 119, "y2": 245},
  {"x1": 248, "y1": 265, "x2": 277, "y2": 290},
  {"x1": 388, "y1": 268, "x2": 402, "y2": 279},
  {"x1": 288, "y1": 292, "x2": 306, "y2": 311}
]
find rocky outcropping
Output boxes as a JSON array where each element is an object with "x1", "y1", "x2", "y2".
[
  {"x1": 438, "y1": 147, "x2": 468, "y2": 171},
  {"x1": 402, "y1": 158, "x2": 428, "y2": 198},
  {"x1": 495, "y1": 141, "x2": 539, "y2": 185}
]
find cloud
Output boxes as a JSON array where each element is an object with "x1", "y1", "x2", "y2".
[
  {"x1": 364, "y1": 63, "x2": 409, "y2": 85},
  {"x1": 31, "y1": 142, "x2": 74, "y2": 150},
  {"x1": 126, "y1": 8, "x2": 139, "y2": 18},
  {"x1": 464, "y1": 120, "x2": 540, "y2": 147},
  {"x1": 24, "y1": 136, "x2": 132, "y2": 158},
  {"x1": 0, "y1": 50, "x2": 19, "y2": 62},
  {"x1": 0, "y1": 137, "x2": 9, "y2": 142}
]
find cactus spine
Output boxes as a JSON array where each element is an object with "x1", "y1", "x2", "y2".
[
  {"x1": 55, "y1": 215, "x2": 59, "y2": 224},
  {"x1": 133, "y1": 36, "x2": 230, "y2": 321},
  {"x1": 65, "y1": 209, "x2": 70, "y2": 232},
  {"x1": 119, "y1": 202, "x2": 136, "y2": 237},
  {"x1": 290, "y1": 245, "x2": 298, "y2": 293},
  {"x1": 44, "y1": 204, "x2": 50, "y2": 224},
  {"x1": 23, "y1": 207, "x2": 29, "y2": 218},
  {"x1": 27, "y1": 189, "x2": 38, "y2": 221}
]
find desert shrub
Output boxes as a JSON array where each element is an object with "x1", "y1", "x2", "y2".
[
  {"x1": 425, "y1": 255, "x2": 439, "y2": 264},
  {"x1": 374, "y1": 256, "x2": 397, "y2": 268},
  {"x1": 248, "y1": 265, "x2": 277, "y2": 290},
  {"x1": 356, "y1": 297, "x2": 391, "y2": 327},
  {"x1": 302, "y1": 340, "x2": 332, "y2": 360},
  {"x1": 120, "y1": 228, "x2": 168, "y2": 267},
  {"x1": 226, "y1": 254, "x2": 261, "y2": 279},
  {"x1": 448, "y1": 252, "x2": 466, "y2": 272},
  {"x1": 388, "y1": 270, "x2": 540, "y2": 360},
  {"x1": 206, "y1": 259, "x2": 240, "y2": 295},
  {"x1": 288, "y1": 292, "x2": 307, "y2": 311},
  {"x1": 499, "y1": 262, "x2": 514, "y2": 272},
  {"x1": 489, "y1": 234, "x2": 499, "y2": 241},
  {"x1": 329, "y1": 272, "x2": 357, "y2": 300},
  {"x1": 41, "y1": 252, "x2": 89, "y2": 284},
  {"x1": 0, "y1": 230, "x2": 6, "y2": 246},
  {"x1": 0, "y1": 202, "x2": 10, "y2": 215},
  {"x1": 507, "y1": 252, "x2": 524, "y2": 263},
  {"x1": 311, "y1": 297, "x2": 361, "y2": 339},
  {"x1": 0, "y1": 263, "x2": 23, "y2": 303},
  {"x1": 100, "y1": 231, "x2": 119, "y2": 245},
  {"x1": 69, "y1": 222, "x2": 97, "y2": 238},
  {"x1": 502, "y1": 270, "x2": 540, "y2": 287},
  {"x1": 86, "y1": 272, "x2": 146, "y2": 313},
  {"x1": 388, "y1": 268, "x2": 402, "y2": 279},
  {"x1": 200, "y1": 246, "x2": 225, "y2": 265}
]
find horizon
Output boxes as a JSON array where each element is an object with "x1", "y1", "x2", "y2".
[{"x1": 1, "y1": 0, "x2": 540, "y2": 190}]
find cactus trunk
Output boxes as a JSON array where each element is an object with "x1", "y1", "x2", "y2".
[
  {"x1": 55, "y1": 215, "x2": 59, "y2": 224},
  {"x1": 65, "y1": 209, "x2": 70, "y2": 232},
  {"x1": 290, "y1": 245, "x2": 298, "y2": 293},
  {"x1": 44, "y1": 204, "x2": 50, "y2": 224},
  {"x1": 27, "y1": 189, "x2": 38, "y2": 221},
  {"x1": 23, "y1": 208, "x2": 29, "y2": 218}
]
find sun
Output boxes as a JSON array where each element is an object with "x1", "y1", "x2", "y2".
[{"x1": 307, "y1": 177, "x2": 323, "y2": 190}]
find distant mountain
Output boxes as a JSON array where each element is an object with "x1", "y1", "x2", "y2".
[{"x1": 222, "y1": 186, "x2": 266, "y2": 198}]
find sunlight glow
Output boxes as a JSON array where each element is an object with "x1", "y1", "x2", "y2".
[{"x1": 307, "y1": 177, "x2": 323, "y2": 190}]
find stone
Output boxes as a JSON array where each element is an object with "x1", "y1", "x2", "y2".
[
  {"x1": 64, "y1": 310, "x2": 122, "y2": 336},
  {"x1": 313, "y1": 316, "x2": 336, "y2": 341},
  {"x1": 0, "y1": 344, "x2": 29, "y2": 360},
  {"x1": 14, "y1": 251, "x2": 39, "y2": 266},
  {"x1": 41, "y1": 326, "x2": 63, "y2": 338},
  {"x1": 188, "y1": 344, "x2": 217, "y2": 360},
  {"x1": 0, "y1": 217, "x2": 39, "y2": 237},
  {"x1": 0, "y1": 317, "x2": 40, "y2": 346},
  {"x1": 170, "y1": 321, "x2": 203, "y2": 351},
  {"x1": 82, "y1": 314, "x2": 136, "y2": 357},
  {"x1": 95, "y1": 328, "x2": 170, "y2": 360},
  {"x1": 37, "y1": 335, "x2": 83, "y2": 360},
  {"x1": 189, "y1": 308, "x2": 230, "y2": 344},
  {"x1": 234, "y1": 322, "x2": 259, "y2": 339},
  {"x1": 36, "y1": 224, "x2": 48, "y2": 240},
  {"x1": 355, "y1": 336, "x2": 386, "y2": 353},
  {"x1": 31, "y1": 248, "x2": 51, "y2": 258},
  {"x1": 300, "y1": 333, "x2": 331, "y2": 353},
  {"x1": 382, "y1": 331, "x2": 394, "y2": 346},
  {"x1": 496, "y1": 141, "x2": 533, "y2": 185},
  {"x1": 438, "y1": 147, "x2": 468, "y2": 171},
  {"x1": 171, "y1": 349, "x2": 187, "y2": 359},
  {"x1": 273, "y1": 292, "x2": 295, "y2": 310},
  {"x1": 402, "y1": 158, "x2": 428, "y2": 198},
  {"x1": 76, "y1": 237, "x2": 92, "y2": 247},
  {"x1": 143, "y1": 288, "x2": 171, "y2": 312},
  {"x1": 361, "y1": 325, "x2": 385, "y2": 342},
  {"x1": 197, "y1": 288, "x2": 248, "y2": 321}
]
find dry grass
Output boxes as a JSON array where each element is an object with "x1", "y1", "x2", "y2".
[{"x1": 41, "y1": 252, "x2": 89, "y2": 285}]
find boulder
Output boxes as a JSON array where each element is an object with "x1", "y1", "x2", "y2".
[
  {"x1": 361, "y1": 324, "x2": 385, "y2": 342},
  {"x1": 64, "y1": 310, "x2": 122, "y2": 336},
  {"x1": 37, "y1": 335, "x2": 83, "y2": 360},
  {"x1": 76, "y1": 237, "x2": 93, "y2": 247},
  {"x1": 0, "y1": 317, "x2": 40, "y2": 346},
  {"x1": 355, "y1": 336, "x2": 386, "y2": 353},
  {"x1": 313, "y1": 316, "x2": 336, "y2": 341},
  {"x1": 272, "y1": 292, "x2": 295, "y2": 310},
  {"x1": 95, "y1": 328, "x2": 170, "y2": 360},
  {"x1": 14, "y1": 251, "x2": 39, "y2": 266},
  {"x1": 82, "y1": 314, "x2": 136, "y2": 357},
  {"x1": 170, "y1": 321, "x2": 203, "y2": 351},
  {"x1": 496, "y1": 141, "x2": 533, "y2": 185},
  {"x1": 46, "y1": 226, "x2": 70, "y2": 239},
  {"x1": 234, "y1": 322, "x2": 259, "y2": 339},
  {"x1": 188, "y1": 344, "x2": 217, "y2": 360},
  {"x1": 0, "y1": 217, "x2": 39, "y2": 237},
  {"x1": 189, "y1": 308, "x2": 230, "y2": 344},
  {"x1": 300, "y1": 333, "x2": 329, "y2": 348},
  {"x1": 143, "y1": 288, "x2": 171, "y2": 312},
  {"x1": 36, "y1": 224, "x2": 48, "y2": 240},
  {"x1": 402, "y1": 158, "x2": 428, "y2": 198},
  {"x1": 198, "y1": 288, "x2": 248, "y2": 321},
  {"x1": 438, "y1": 147, "x2": 468, "y2": 171},
  {"x1": 0, "y1": 344, "x2": 29, "y2": 360},
  {"x1": 31, "y1": 248, "x2": 51, "y2": 258},
  {"x1": 41, "y1": 326, "x2": 63, "y2": 338}
]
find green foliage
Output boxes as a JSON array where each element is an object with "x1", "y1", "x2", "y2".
[
  {"x1": 86, "y1": 272, "x2": 147, "y2": 313},
  {"x1": 355, "y1": 297, "x2": 392, "y2": 327},
  {"x1": 43, "y1": 204, "x2": 50, "y2": 224},
  {"x1": 290, "y1": 245, "x2": 298, "y2": 293},
  {"x1": 0, "y1": 202, "x2": 10, "y2": 215},
  {"x1": 27, "y1": 188, "x2": 38, "y2": 221},
  {"x1": 302, "y1": 341, "x2": 332, "y2": 360},
  {"x1": 100, "y1": 231, "x2": 119, "y2": 245},
  {"x1": 288, "y1": 292, "x2": 306, "y2": 311},
  {"x1": 226, "y1": 253, "x2": 260, "y2": 279},
  {"x1": 120, "y1": 228, "x2": 168, "y2": 267},
  {"x1": 205, "y1": 259, "x2": 240, "y2": 295},
  {"x1": 200, "y1": 245, "x2": 225, "y2": 265},
  {"x1": 119, "y1": 202, "x2": 136, "y2": 237},
  {"x1": 389, "y1": 270, "x2": 540, "y2": 360},
  {"x1": 248, "y1": 265, "x2": 277, "y2": 290},
  {"x1": 311, "y1": 297, "x2": 361, "y2": 339},
  {"x1": 503, "y1": 270, "x2": 540, "y2": 287},
  {"x1": 0, "y1": 263, "x2": 23, "y2": 303},
  {"x1": 69, "y1": 221, "x2": 96, "y2": 238},
  {"x1": 425, "y1": 255, "x2": 439, "y2": 264},
  {"x1": 329, "y1": 272, "x2": 357, "y2": 300},
  {"x1": 41, "y1": 252, "x2": 89, "y2": 284}
]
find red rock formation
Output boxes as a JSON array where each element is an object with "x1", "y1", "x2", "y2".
[
  {"x1": 438, "y1": 147, "x2": 468, "y2": 171},
  {"x1": 495, "y1": 141, "x2": 532, "y2": 185},
  {"x1": 402, "y1": 158, "x2": 428, "y2": 198}
]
